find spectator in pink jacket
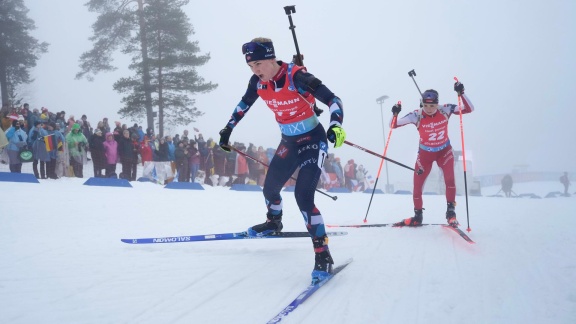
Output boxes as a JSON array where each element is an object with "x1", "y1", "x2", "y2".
[{"x1": 102, "y1": 132, "x2": 118, "y2": 177}]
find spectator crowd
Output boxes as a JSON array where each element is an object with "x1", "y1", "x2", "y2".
[{"x1": 0, "y1": 103, "x2": 373, "y2": 191}]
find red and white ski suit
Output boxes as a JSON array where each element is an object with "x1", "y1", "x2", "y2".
[{"x1": 391, "y1": 93, "x2": 474, "y2": 209}]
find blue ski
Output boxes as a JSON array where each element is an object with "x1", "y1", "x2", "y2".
[
  {"x1": 121, "y1": 231, "x2": 348, "y2": 244},
  {"x1": 267, "y1": 259, "x2": 353, "y2": 324}
]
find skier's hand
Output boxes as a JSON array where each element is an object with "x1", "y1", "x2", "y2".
[
  {"x1": 454, "y1": 81, "x2": 465, "y2": 95},
  {"x1": 218, "y1": 126, "x2": 233, "y2": 152},
  {"x1": 391, "y1": 103, "x2": 402, "y2": 115},
  {"x1": 327, "y1": 125, "x2": 346, "y2": 148}
]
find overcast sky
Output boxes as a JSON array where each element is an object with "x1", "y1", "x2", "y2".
[{"x1": 23, "y1": 0, "x2": 576, "y2": 180}]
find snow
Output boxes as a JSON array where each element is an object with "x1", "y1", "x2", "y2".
[{"x1": 1, "y1": 178, "x2": 575, "y2": 323}]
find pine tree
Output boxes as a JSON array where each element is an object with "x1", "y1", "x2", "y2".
[
  {"x1": 0, "y1": 0, "x2": 48, "y2": 106},
  {"x1": 77, "y1": 0, "x2": 216, "y2": 136}
]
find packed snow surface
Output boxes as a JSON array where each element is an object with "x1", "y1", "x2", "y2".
[{"x1": 1, "y1": 179, "x2": 575, "y2": 323}]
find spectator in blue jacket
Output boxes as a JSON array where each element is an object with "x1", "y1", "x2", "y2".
[
  {"x1": 5, "y1": 120, "x2": 28, "y2": 173},
  {"x1": 27, "y1": 109, "x2": 40, "y2": 134},
  {"x1": 166, "y1": 136, "x2": 175, "y2": 161},
  {"x1": 45, "y1": 122, "x2": 65, "y2": 179},
  {"x1": 137, "y1": 126, "x2": 145, "y2": 142},
  {"x1": 29, "y1": 121, "x2": 50, "y2": 179}
]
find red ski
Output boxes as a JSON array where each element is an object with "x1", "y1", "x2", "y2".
[
  {"x1": 441, "y1": 225, "x2": 475, "y2": 244},
  {"x1": 327, "y1": 223, "x2": 475, "y2": 244}
]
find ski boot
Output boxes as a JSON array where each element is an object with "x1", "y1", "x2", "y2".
[
  {"x1": 446, "y1": 202, "x2": 459, "y2": 226},
  {"x1": 311, "y1": 235, "x2": 334, "y2": 285},
  {"x1": 394, "y1": 209, "x2": 423, "y2": 227},
  {"x1": 246, "y1": 211, "x2": 283, "y2": 237}
]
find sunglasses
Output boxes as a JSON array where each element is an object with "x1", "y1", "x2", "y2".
[
  {"x1": 422, "y1": 90, "x2": 439, "y2": 104},
  {"x1": 241, "y1": 42, "x2": 272, "y2": 55}
]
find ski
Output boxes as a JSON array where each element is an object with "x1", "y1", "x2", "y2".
[
  {"x1": 441, "y1": 225, "x2": 475, "y2": 244},
  {"x1": 327, "y1": 223, "x2": 444, "y2": 228},
  {"x1": 391, "y1": 223, "x2": 475, "y2": 244},
  {"x1": 267, "y1": 258, "x2": 353, "y2": 324},
  {"x1": 121, "y1": 231, "x2": 348, "y2": 244},
  {"x1": 327, "y1": 223, "x2": 475, "y2": 244}
]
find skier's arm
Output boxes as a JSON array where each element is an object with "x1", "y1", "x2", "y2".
[
  {"x1": 449, "y1": 93, "x2": 474, "y2": 115},
  {"x1": 459, "y1": 93, "x2": 474, "y2": 113},
  {"x1": 391, "y1": 110, "x2": 419, "y2": 129},
  {"x1": 224, "y1": 74, "x2": 261, "y2": 129},
  {"x1": 293, "y1": 70, "x2": 343, "y2": 128},
  {"x1": 219, "y1": 75, "x2": 260, "y2": 152}
]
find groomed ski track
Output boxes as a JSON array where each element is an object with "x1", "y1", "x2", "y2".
[{"x1": 1, "y1": 180, "x2": 574, "y2": 323}]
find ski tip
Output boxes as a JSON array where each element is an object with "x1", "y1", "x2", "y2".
[
  {"x1": 332, "y1": 258, "x2": 354, "y2": 274},
  {"x1": 331, "y1": 258, "x2": 354, "y2": 273},
  {"x1": 341, "y1": 257, "x2": 354, "y2": 265}
]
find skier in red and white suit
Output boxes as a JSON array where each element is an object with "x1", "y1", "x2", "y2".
[{"x1": 391, "y1": 82, "x2": 473, "y2": 226}]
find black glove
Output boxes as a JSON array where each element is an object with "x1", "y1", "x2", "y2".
[
  {"x1": 454, "y1": 82, "x2": 465, "y2": 95},
  {"x1": 391, "y1": 103, "x2": 402, "y2": 115},
  {"x1": 219, "y1": 126, "x2": 233, "y2": 152}
]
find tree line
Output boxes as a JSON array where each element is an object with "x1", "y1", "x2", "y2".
[{"x1": 0, "y1": 0, "x2": 215, "y2": 138}]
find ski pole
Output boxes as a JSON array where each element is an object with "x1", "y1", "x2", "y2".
[
  {"x1": 344, "y1": 140, "x2": 422, "y2": 174},
  {"x1": 454, "y1": 76, "x2": 471, "y2": 232},
  {"x1": 363, "y1": 102, "x2": 400, "y2": 223},
  {"x1": 225, "y1": 144, "x2": 338, "y2": 201}
]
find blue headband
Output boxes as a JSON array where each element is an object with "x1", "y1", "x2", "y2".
[{"x1": 242, "y1": 41, "x2": 276, "y2": 63}]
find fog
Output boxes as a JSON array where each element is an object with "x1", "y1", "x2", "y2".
[{"x1": 24, "y1": 0, "x2": 576, "y2": 181}]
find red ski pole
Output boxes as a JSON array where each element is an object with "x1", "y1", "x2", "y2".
[
  {"x1": 363, "y1": 101, "x2": 400, "y2": 223},
  {"x1": 454, "y1": 77, "x2": 471, "y2": 232}
]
